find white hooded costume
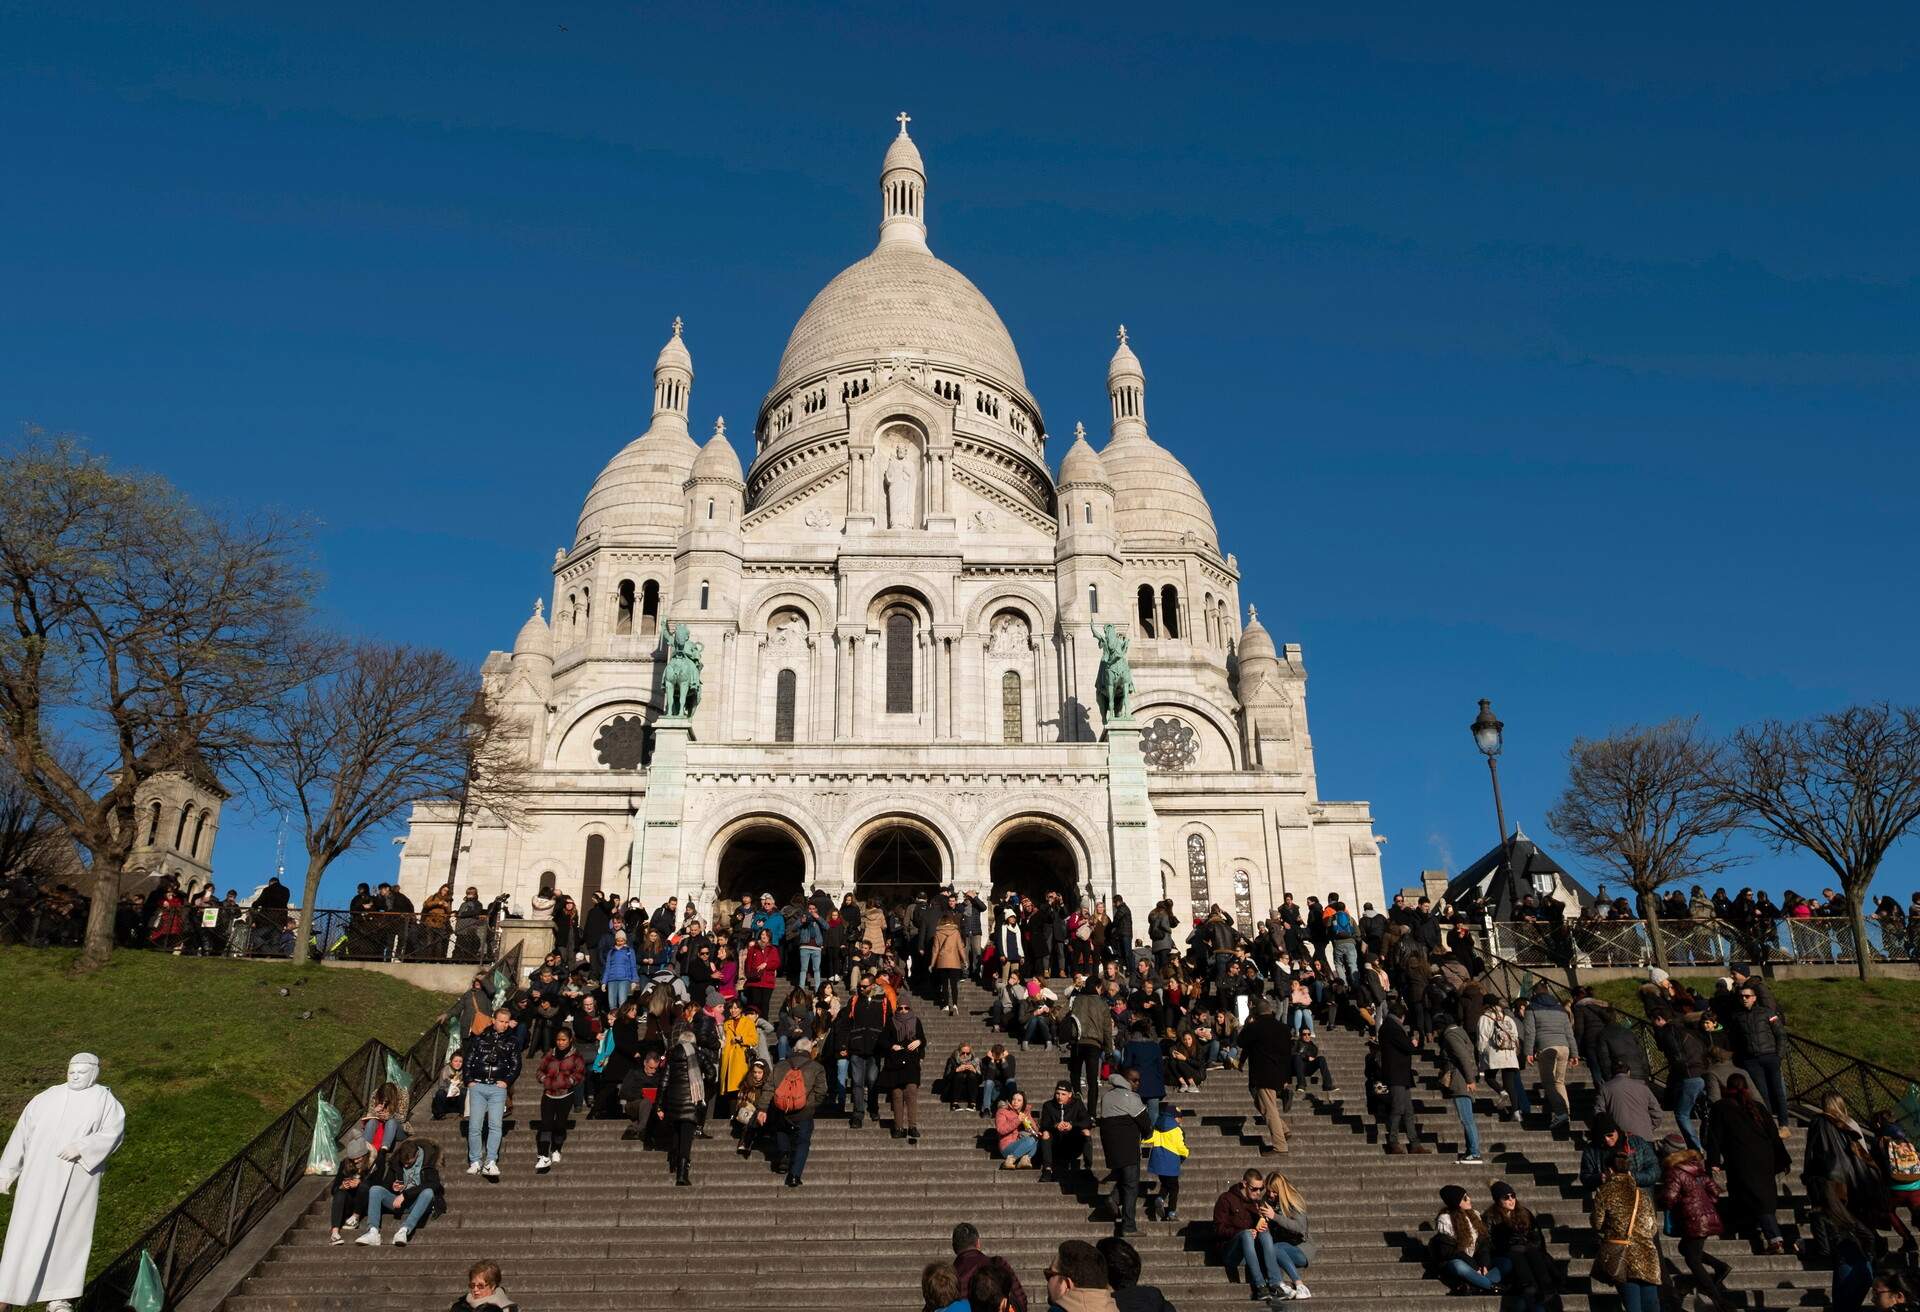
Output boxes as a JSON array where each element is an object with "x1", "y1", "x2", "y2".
[{"x1": 0, "y1": 1053, "x2": 127, "y2": 1305}]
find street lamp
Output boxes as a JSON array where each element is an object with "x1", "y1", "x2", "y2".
[{"x1": 1470, "y1": 698, "x2": 1510, "y2": 854}]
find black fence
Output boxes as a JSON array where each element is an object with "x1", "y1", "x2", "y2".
[
  {"x1": 78, "y1": 942, "x2": 523, "y2": 1312},
  {"x1": 0, "y1": 901, "x2": 500, "y2": 965},
  {"x1": 1482, "y1": 950, "x2": 1920, "y2": 1127},
  {"x1": 1485, "y1": 914, "x2": 1920, "y2": 971}
]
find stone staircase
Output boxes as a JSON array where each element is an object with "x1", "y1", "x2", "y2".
[{"x1": 221, "y1": 976, "x2": 1831, "y2": 1311}]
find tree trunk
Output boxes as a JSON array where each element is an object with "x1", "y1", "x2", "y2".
[
  {"x1": 293, "y1": 853, "x2": 331, "y2": 966},
  {"x1": 1847, "y1": 885, "x2": 1875, "y2": 982},
  {"x1": 74, "y1": 851, "x2": 124, "y2": 973},
  {"x1": 1643, "y1": 891, "x2": 1669, "y2": 969}
]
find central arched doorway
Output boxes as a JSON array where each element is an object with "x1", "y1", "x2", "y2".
[
  {"x1": 715, "y1": 821, "x2": 808, "y2": 916},
  {"x1": 988, "y1": 821, "x2": 1081, "y2": 910},
  {"x1": 852, "y1": 821, "x2": 944, "y2": 907}
]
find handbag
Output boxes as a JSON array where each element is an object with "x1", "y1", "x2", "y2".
[{"x1": 1592, "y1": 1187, "x2": 1642, "y2": 1286}]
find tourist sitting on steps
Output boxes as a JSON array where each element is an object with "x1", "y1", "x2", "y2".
[
  {"x1": 1257, "y1": 1171, "x2": 1315, "y2": 1301},
  {"x1": 994, "y1": 1091, "x2": 1038, "y2": 1168},
  {"x1": 943, "y1": 1041, "x2": 983, "y2": 1110},
  {"x1": 325, "y1": 1135, "x2": 371, "y2": 1246},
  {"x1": 1210, "y1": 1168, "x2": 1293, "y2": 1302},
  {"x1": 1037, "y1": 1080, "x2": 1092, "y2": 1181},
  {"x1": 1430, "y1": 1183, "x2": 1501, "y2": 1294},
  {"x1": 730, "y1": 1058, "x2": 771, "y2": 1160},
  {"x1": 977, "y1": 1042, "x2": 1017, "y2": 1115},
  {"x1": 353, "y1": 1138, "x2": 444, "y2": 1247},
  {"x1": 1487, "y1": 1180, "x2": 1558, "y2": 1312},
  {"x1": 447, "y1": 1260, "x2": 516, "y2": 1312}
]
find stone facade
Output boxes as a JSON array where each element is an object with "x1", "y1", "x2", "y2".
[
  {"x1": 396, "y1": 120, "x2": 1385, "y2": 929},
  {"x1": 125, "y1": 768, "x2": 226, "y2": 890}
]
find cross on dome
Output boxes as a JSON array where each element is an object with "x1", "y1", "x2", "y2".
[
  {"x1": 1248, "y1": 605, "x2": 1258, "y2": 622},
  {"x1": 896, "y1": 111, "x2": 911, "y2": 135},
  {"x1": 1117, "y1": 324, "x2": 1128, "y2": 346},
  {"x1": 672, "y1": 315, "x2": 683, "y2": 338},
  {"x1": 1074, "y1": 421, "x2": 1086, "y2": 441},
  {"x1": 534, "y1": 599, "x2": 544, "y2": 618},
  {"x1": 714, "y1": 416, "x2": 726, "y2": 437}
]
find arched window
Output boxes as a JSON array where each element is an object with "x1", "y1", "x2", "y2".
[
  {"x1": 191, "y1": 812, "x2": 208, "y2": 859},
  {"x1": 706, "y1": 498, "x2": 715, "y2": 521},
  {"x1": 1083, "y1": 501, "x2": 1092, "y2": 525},
  {"x1": 567, "y1": 592, "x2": 578, "y2": 633},
  {"x1": 582, "y1": 834, "x2": 605, "y2": 904},
  {"x1": 1160, "y1": 585, "x2": 1181, "y2": 639},
  {"x1": 1136, "y1": 585, "x2": 1157, "y2": 639},
  {"x1": 699, "y1": 580, "x2": 710, "y2": 611},
  {"x1": 582, "y1": 586, "x2": 591, "y2": 622},
  {"x1": 616, "y1": 580, "x2": 635, "y2": 635},
  {"x1": 1203, "y1": 592, "x2": 1216, "y2": 646},
  {"x1": 174, "y1": 805, "x2": 192, "y2": 850},
  {"x1": 1089, "y1": 583, "x2": 1099, "y2": 614},
  {"x1": 1218, "y1": 599, "x2": 1231, "y2": 648},
  {"x1": 884, "y1": 610, "x2": 915, "y2": 714},
  {"x1": 640, "y1": 580, "x2": 661, "y2": 635},
  {"x1": 1186, "y1": 833, "x2": 1211, "y2": 909},
  {"x1": 1001, "y1": 670, "x2": 1022, "y2": 743},
  {"x1": 774, "y1": 669, "x2": 797, "y2": 742},
  {"x1": 146, "y1": 800, "x2": 163, "y2": 846}
]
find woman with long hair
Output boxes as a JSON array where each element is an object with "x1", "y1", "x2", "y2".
[
  {"x1": 1705, "y1": 1071, "x2": 1790, "y2": 1252},
  {"x1": 1259, "y1": 1172, "x2": 1314, "y2": 1300},
  {"x1": 1487, "y1": 1181, "x2": 1556, "y2": 1312},
  {"x1": 994, "y1": 1091, "x2": 1038, "y2": 1168}
]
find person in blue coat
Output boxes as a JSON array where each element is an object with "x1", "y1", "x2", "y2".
[
  {"x1": 1121, "y1": 1018, "x2": 1167, "y2": 1124},
  {"x1": 1144, "y1": 1105, "x2": 1189, "y2": 1222},
  {"x1": 601, "y1": 931, "x2": 640, "y2": 1011}
]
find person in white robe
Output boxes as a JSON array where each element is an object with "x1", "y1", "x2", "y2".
[{"x1": 0, "y1": 1053, "x2": 127, "y2": 1311}]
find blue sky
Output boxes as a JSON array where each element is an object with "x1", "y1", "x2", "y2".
[{"x1": 4, "y1": 3, "x2": 1916, "y2": 906}]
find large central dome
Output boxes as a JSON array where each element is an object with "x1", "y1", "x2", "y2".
[{"x1": 772, "y1": 243, "x2": 1028, "y2": 396}]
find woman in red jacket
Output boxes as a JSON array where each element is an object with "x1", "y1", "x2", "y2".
[
  {"x1": 743, "y1": 929, "x2": 782, "y2": 1021},
  {"x1": 534, "y1": 1029, "x2": 587, "y2": 1173},
  {"x1": 1657, "y1": 1133, "x2": 1735, "y2": 1310}
]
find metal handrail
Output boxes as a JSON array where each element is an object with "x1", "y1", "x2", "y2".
[
  {"x1": 1486, "y1": 914, "x2": 1918, "y2": 969},
  {"x1": 1478, "y1": 949, "x2": 1920, "y2": 1125},
  {"x1": 78, "y1": 942, "x2": 523, "y2": 1312},
  {"x1": 0, "y1": 902, "x2": 502, "y2": 965}
]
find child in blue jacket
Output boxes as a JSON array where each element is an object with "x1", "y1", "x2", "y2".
[{"x1": 1144, "y1": 1104, "x2": 1189, "y2": 1221}]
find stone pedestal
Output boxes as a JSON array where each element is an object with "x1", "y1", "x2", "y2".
[
  {"x1": 630, "y1": 718, "x2": 692, "y2": 906},
  {"x1": 1103, "y1": 717, "x2": 1162, "y2": 918}
]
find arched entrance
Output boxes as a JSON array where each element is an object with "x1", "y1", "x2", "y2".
[
  {"x1": 715, "y1": 822, "x2": 807, "y2": 913},
  {"x1": 852, "y1": 821, "x2": 944, "y2": 907},
  {"x1": 988, "y1": 820, "x2": 1081, "y2": 910}
]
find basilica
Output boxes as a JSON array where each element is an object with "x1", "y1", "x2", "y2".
[{"x1": 395, "y1": 119, "x2": 1386, "y2": 928}]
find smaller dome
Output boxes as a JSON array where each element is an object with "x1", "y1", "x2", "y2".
[
  {"x1": 1108, "y1": 325, "x2": 1143, "y2": 384},
  {"x1": 882, "y1": 127, "x2": 925, "y2": 177},
  {"x1": 1236, "y1": 605, "x2": 1278, "y2": 667},
  {"x1": 575, "y1": 428, "x2": 699, "y2": 546},
  {"x1": 656, "y1": 316, "x2": 691, "y2": 373},
  {"x1": 690, "y1": 419, "x2": 744, "y2": 484},
  {"x1": 1058, "y1": 422, "x2": 1110, "y2": 486},
  {"x1": 1101, "y1": 433, "x2": 1219, "y2": 550},
  {"x1": 512, "y1": 600, "x2": 553, "y2": 660}
]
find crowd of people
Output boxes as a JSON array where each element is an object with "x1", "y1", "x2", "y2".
[{"x1": 260, "y1": 876, "x2": 1920, "y2": 1309}]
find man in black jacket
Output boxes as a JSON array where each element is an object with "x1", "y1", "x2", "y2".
[
  {"x1": 464, "y1": 1008, "x2": 523, "y2": 1177},
  {"x1": 1037, "y1": 1080, "x2": 1092, "y2": 1180},
  {"x1": 843, "y1": 976, "x2": 891, "y2": 1128},
  {"x1": 1109, "y1": 894, "x2": 1136, "y2": 973},
  {"x1": 1376, "y1": 999, "x2": 1424, "y2": 1154},
  {"x1": 1239, "y1": 1000, "x2": 1293, "y2": 1154}
]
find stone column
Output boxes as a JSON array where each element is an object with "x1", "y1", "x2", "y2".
[
  {"x1": 809, "y1": 636, "x2": 827, "y2": 741},
  {"x1": 1103, "y1": 716, "x2": 1162, "y2": 917},
  {"x1": 933, "y1": 628, "x2": 959, "y2": 739},
  {"x1": 852, "y1": 633, "x2": 876, "y2": 738},
  {"x1": 731, "y1": 633, "x2": 761, "y2": 742},
  {"x1": 632, "y1": 718, "x2": 692, "y2": 907},
  {"x1": 834, "y1": 629, "x2": 857, "y2": 738}
]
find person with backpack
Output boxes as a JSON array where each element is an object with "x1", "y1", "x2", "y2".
[
  {"x1": 1477, "y1": 999, "x2": 1528, "y2": 1122},
  {"x1": 1327, "y1": 897, "x2": 1359, "y2": 981},
  {"x1": 760, "y1": 1037, "x2": 826, "y2": 1187}
]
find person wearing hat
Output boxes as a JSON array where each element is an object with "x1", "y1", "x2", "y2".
[
  {"x1": 326, "y1": 1134, "x2": 373, "y2": 1245},
  {"x1": 1432, "y1": 1184, "x2": 1499, "y2": 1292},
  {"x1": 1037, "y1": 1080, "x2": 1092, "y2": 1182},
  {"x1": 1487, "y1": 1180, "x2": 1557, "y2": 1311},
  {"x1": 761, "y1": 1036, "x2": 826, "y2": 1187}
]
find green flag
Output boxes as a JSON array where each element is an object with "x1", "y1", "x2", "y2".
[
  {"x1": 489, "y1": 968, "x2": 509, "y2": 1010},
  {"x1": 305, "y1": 1093, "x2": 343, "y2": 1174},
  {"x1": 129, "y1": 1248, "x2": 164, "y2": 1312},
  {"x1": 444, "y1": 1008, "x2": 464, "y2": 1051},
  {"x1": 383, "y1": 1052, "x2": 412, "y2": 1092}
]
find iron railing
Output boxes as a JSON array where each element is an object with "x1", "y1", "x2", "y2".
[
  {"x1": 1480, "y1": 950, "x2": 1920, "y2": 1127},
  {"x1": 1486, "y1": 914, "x2": 1919, "y2": 970},
  {"x1": 78, "y1": 942, "x2": 523, "y2": 1312},
  {"x1": 0, "y1": 902, "x2": 501, "y2": 965}
]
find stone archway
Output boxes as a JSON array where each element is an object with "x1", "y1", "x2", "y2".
[
  {"x1": 715, "y1": 821, "x2": 808, "y2": 916},
  {"x1": 986, "y1": 819, "x2": 1082, "y2": 911},
  {"x1": 851, "y1": 820, "x2": 945, "y2": 907}
]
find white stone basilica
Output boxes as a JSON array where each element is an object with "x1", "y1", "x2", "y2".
[{"x1": 396, "y1": 119, "x2": 1386, "y2": 926}]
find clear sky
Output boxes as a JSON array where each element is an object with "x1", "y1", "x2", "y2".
[{"x1": 4, "y1": 3, "x2": 1916, "y2": 907}]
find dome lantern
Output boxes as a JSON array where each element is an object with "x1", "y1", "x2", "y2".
[
  {"x1": 651, "y1": 316, "x2": 693, "y2": 435},
  {"x1": 878, "y1": 111, "x2": 927, "y2": 250},
  {"x1": 1107, "y1": 324, "x2": 1146, "y2": 441}
]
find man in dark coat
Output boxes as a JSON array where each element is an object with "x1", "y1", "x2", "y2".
[
  {"x1": 1377, "y1": 999, "x2": 1422, "y2": 1153},
  {"x1": 1109, "y1": 894, "x2": 1136, "y2": 972},
  {"x1": 1239, "y1": 1000, "x2": 1293, "y2": 1154},
  {"x1": 761, "y1": 1038, "x2": 828, "y2": 1187},
  {"x1": 1036, "y1": 1080, "x2": 1092, "y2": 1181}
]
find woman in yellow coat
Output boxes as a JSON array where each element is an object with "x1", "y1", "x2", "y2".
[{"x1": 717, "y1": 997, "x2": 760, "y2": 1103}]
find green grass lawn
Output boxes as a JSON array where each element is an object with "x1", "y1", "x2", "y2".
[
  {"x1": 1593, "y1": 972, "x2": 1920, "y2": 1078},
  {"x1": 0, "y1": 950, "x2": 452, "y2": 1275}
]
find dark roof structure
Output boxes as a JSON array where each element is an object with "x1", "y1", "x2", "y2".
[{"x1": 1443, "y1": 826, "x2": 1596, "y2": 920}]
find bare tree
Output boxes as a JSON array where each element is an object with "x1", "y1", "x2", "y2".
[
  {"x1": 0, "y1": 759, "x2": 63, "y2": 883},
  {"x1": 0, "y1": 433, "x2": 315, "y2": 970},
  {"x1": 251, "y1": 640, "x2": 532, "y2": 964},
  {"x1": 1720, "y1": 704, "x2": 1920, "y2": 980},
  {"x1": 1547, "y1": 717, "x2": 1747, "y2": 967}
]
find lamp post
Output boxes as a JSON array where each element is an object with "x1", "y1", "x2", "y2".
[{"x1": 1470, "y1": 698, "x2": 1510, "y2": 852}]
